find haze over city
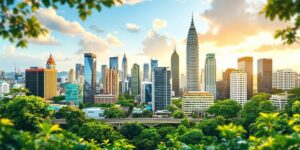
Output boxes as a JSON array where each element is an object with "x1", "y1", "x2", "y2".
[{"x1": 1, "y1": 0, "x2": 299, "y2": 79}]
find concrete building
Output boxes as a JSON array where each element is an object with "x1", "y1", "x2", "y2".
[
  {"x1": 68, "y1": 68, "x2": 75, "y2": 83},
  {"x1": 151, "y1": 59, "x2": 158, "y2": 81},
  {"x1": 270, "y1": 93, "x2": 289, "y2": 110},
  {"x1": 83, "y1": 107, "x2": 105, "y2": 119},
  {"x1": 186, "y1": 16, "x2": 199, "y2": 91},
  {"x1": 94, "y1": 94, "x2": 117, "y2": 104},
  {"x1": 103, "y1": 69, "x2": 119, "y2": 98},
  {"x1": 141, "y1": 81, "x2": 152, "y2": 104},
  {"x1": 238, "y1": 57, "x2": 253, "y2": 99},
  {"x1": 171, "y1": 49, "x2": 180, "y2": 97},
  {"x1": 101, "y1": 65, "x2": 107, "y2": 85},
  {"x1": 180, "y1": 74, "x2": 187, "y2": 90},
  {"x1": 182, "y1": 91, "x2": 214, "y2": 116},
  {"x1": 75, "y1": 63, "x2": 84, "y2": 81},
  {"x1": 222, "y1": 68, "x2": 236, "y2": 99},
  {"x1": 205, "y1": 53, "x2": 216, "y2": 98},
  {"x1": 257, "y1": 58, "x2": 273, "y2": 93},
  {"x1": 84, "y1": 53, "x2": 97, "y2": 103},
  {"x1": 230, "y1": 70, "x2": 247, "y2": 106},
  {"x1": 0, "y1": 81, "x2": 10, "y2": 94},
  {"x1": 122, "y1": 54, "x2": 128, "y2": 81},
  {"x1": 152, "y1": 67, "x2": 171, "y2": 111},
  {"x1": 131, "y1": 64, "x2": 140, "y2": 97},
  {"x1": 119, "y1": 80, "x2": 129, "y2": 95},
  {"x1": 272, "y1": 69, "x2": 297, "y2": 90}
]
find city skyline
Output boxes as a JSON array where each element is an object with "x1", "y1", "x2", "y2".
[{"x1": 0, "y1": 0, "x2": 299, "y2": 80}]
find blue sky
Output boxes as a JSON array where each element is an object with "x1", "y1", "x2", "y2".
[{"x1": 0, "y1": 0, "x2": 299, "y2": 79}]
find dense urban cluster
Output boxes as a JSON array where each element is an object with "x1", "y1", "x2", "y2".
[{"x1": 1, "y1": 17, "x2": 300, "y2": 150}]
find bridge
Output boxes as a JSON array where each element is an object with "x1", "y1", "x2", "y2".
[{"x1": 53, "y1": 118, "x2": 201, "y2": 128}]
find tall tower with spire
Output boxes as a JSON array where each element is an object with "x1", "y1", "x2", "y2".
[
  {"x1": 186, "y1": 14, "x2": 199, "y2": 91},
  {"x1": 171, "y1": 48, "x2": 180, "y2": 97},
  {"x1": 46, "y1": 54, "x2": 56, "y2": 69},
  {"x1": 122, "y1": 54, "x2": 128, "y2": 81}
]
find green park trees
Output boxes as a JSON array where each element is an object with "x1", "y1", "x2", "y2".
[{"x1": 207, "y1": 99, "x2": 241, "y2": 119}]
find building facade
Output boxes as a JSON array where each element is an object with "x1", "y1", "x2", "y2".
[
  {"x1": 109, "y1": 56, "x2": 118, "y2": 70},
  {"x1": 131, "y1": 64, "x2": 140, "y2": 97},
  {"x1": 94, "y1": 94, "x2": 117, "y2": 104},
  {"x1": 68, "y1": 68, "x2": 75, "y2": 83},
  {"x1": 75, "y1": 63, "x2": 84, "y2": 81},
  {"x1": 0, "y1": 81, "x2": 10, "y2": 94},
  {"x1": 272, "y1": 69, "x2": 297, "y2": 90},
  {"x1": 65, "y1": 83, "x2": 82, "y2": 105},
  {"x1": 25, "y1": 67, "x2": 45, "y2": 98},
  {"x1": 143, "y1": 63, "x2": 150, "y2": 81},
  {"x1": 238, "y1": 57, "x2": 253, "y2": 99},
  {"x1": 103, "y1": 69, "x2": 119, "y2": 98},
  {"x1": 141, "y1": 81, "x2": 152, "y2": 104},
  {"x1": 257, "y1": 58, "x2": 273, "y2": 93},
  {"x1": 84, "y1": 53, "x2": 97, "y2": 103},
  {"x1": 152, "y1": 67, "x2": 171, "y2": 111},
  {"x1": 222, "y1": 68, "x2": 236, "y2": 99},
  {"x1": 171, "y1": 49, "x2": 180, "y2": 97},
  {"x1": 204, "y1": 53, "x2": 216, "y2": 98},
  {"x1": 270, "y1": 93, "x2": 289, "y2": 110},
  {"x1": 122, "y1": 54, "x2": 128, "y2": 81},
  {"x1": 182, "y1": 91, "x2": 214, "y2": 115},
  {"x1": 230, "y1": 70, "x2": 247, "y2": 106},
  {"x1": 150, "y1": 59, "x2": 158, "y2": 81},
  {"x1": 186, "y1": 16, "x2": 199, "y2": 91}
]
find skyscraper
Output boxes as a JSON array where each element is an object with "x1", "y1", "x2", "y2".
[
  {"x1": 131, "y1": 64, "x2": 140, "y2": 97},
  {"x1": 103, "y1": 69, "x2": 119, "y2": 99},
  {"x1": 122, "y1": 54, "x2": 128, "y2": 81},
  {"x1": 152, "y1": 67, "x2": 171, "y2": 111},
  {"x1": 25, "y1": 54, "x2": 57, "y2": 100},
  {"x1": 180, "y1": 74, "x2": 187, "y2": 89},
  {"x1": 84, "y1": 53, "x2": 97, "y2": 103},
  {"x1": 238, "y1": 57, "x2": 253, "y2": 99},
  {"x1": 68, "y1": 68, "x2": 75, "y2": 83},
  {"x1": 230, "y1": 70, "x2": 247, "y2": 106},
  {"x1": 75, "y1": 63, "x2": 84, "y2": 80},
  {"x1": 186, "y1": 15, "x2": 199, "y2": 91},
  {"x1": 141, "y1": 81, "x2": 152, "y2": 104},
  {"x1": 257, "y1": 58, "x2": 273, "y2": 93},
  {"x1": 110, "y1": 56, "x2": 118, "y2": 70},
  {"x1": 143, "y1": 63, "x2": 150, "y2": 81},
  {"x1": 150, "y1": 59, "x2": 158, "y2": 81},
  {"x1": 272, "y1": 69, "x2": 297, "y2": 90},
  {"x1": 101, "y1": 65, "x2": 107, "y2": 85},
  {"x1": 222, "y1": 68, "x2": 236, "y2": 99},
  {"x1": 171, "y1": 49, "x2": 180, "y2": 97},
  {"x1": 204, "y1": 53, "x2": 216, "y2": 98}
]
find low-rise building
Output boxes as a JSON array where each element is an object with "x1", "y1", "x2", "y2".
[
  {"x1": 83, "y1": 107, "x2": 105, "y2": 119},
  {"x1": 94, "y1": 93, "x2": 117, "y2": 104},
  {"x1": 0, "y1": 81, "x2": 10, "y2": 94},
  {"x1": 182, "y1": 91, "x2": 214, "y2": 116},
  {"x1": 270, "y1": 93, "x2": 289, "y2": 110}
]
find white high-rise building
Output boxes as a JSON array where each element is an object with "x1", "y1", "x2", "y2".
[
  {"x1": 272, "y1": 69, "x2": 297, "y2": 90},
  {"x1": 182, "y1": 91, "x2": 214, "y2": 116},
  {"x1": 270, "y1": 93, "x2": 289, "y2": 110},
  {"x1": 186, "y1": 15, "x2": 199, "y2": 91},
  {"x1": 0, "y1": 81, "x2": 10, "y2": 94},
  {"x1": 230, "y1": 70, "x2": 247, "y2": 106},
  {"x1": 180, "y1": 74, "x2": 187, "y2": 89},
  {"x1": 205, "y1": 53, "x2": 216, "y2": 98}
]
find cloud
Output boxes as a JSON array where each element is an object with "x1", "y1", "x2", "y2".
[
  {"x1": 255, "y1": 43, "x2": 300, "y2": 52},
  {"x1": 89, "y1": 25, "x2": 104, "y2": 33},
  {"x1": 152, "y1": 18, "x2": 167, "y2": 31},
  {"x1": 106, "y1": 33, "x2": 124, "y2": 47},
  {"x1": 76, "y1": 32, "x2": 109, "y2": 57},
  {"x1": 126, "y1": 23, "x2": 141, "y2": 33},
  {"x1": 28, "y1": 32, "x2": 60, "y2": 45},
  {"x1": 115, "y1": 0, "x2": 145, "y2": 5},
  {"x1": 36, "y1": 8, "x2": 84, "y2": 35},
  {"x1": 198, "y1": 0, "x2": 288, "y2": 46}
]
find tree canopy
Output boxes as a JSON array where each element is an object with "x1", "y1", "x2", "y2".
[{"x1": 207, "y1": 99, "x2": 241, "y2": 119}]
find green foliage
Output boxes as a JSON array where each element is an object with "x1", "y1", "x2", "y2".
[
  {"x1": 197, "y1": 117, "x2": 225, "y2": 137},
  {"x1": 172, "y1": 110, "x2": 185, "y2": 118},
  {"x1": 104, "y1": 106, "x2": 125, "y2": 118},
  {"x1": 289, "y1": 88, "x2": 300, "y2": 98},
  {"x1": 157, "y1": 126, "x2": 176, "y2": 141},
  {"x1": 51, "y1": 95, "x2": 65, "y2": 103},
  {"x1": 179, "y1": 129, "x2": 204, "y2": 145},
  {"x1": 78, "y1": 121, "x2": 122, "y2": 144},
  {"x1": 133, "y1": 128, "x2": 161, "y2": 150},
  {"x1": 241, "y1": 94, "x2": 275, "y2": 128},
  {"x1": 207, "y1": 99, "x2": 241, "y2": 118},
  {"x1": 55, "y1": 106, "x2": 86, "y2": 129},
  {"x1": 292, "y1": 101, "x2": 300, "y2": 114},
  {"x1": 120, "y1": 123, "x2": 144, "y2": 140},
  {"x1": 0, "y1": 96, "x2": 51, "y2": 131},
  {"x1": 172, "y1": 99, "x2": 182, "y2": 108},
  {"x1": 272, "y1": 88, "x2": 285, "y2": 94},
  {"x1": 262, "y1": 0, "x2": 300, "y2": 44},
  {"x1": 0, "y1": 0, "x2": 120, "y2": 47},
  {"x1": 142, "y1": 110, "x2": 153, "y2": 118}
]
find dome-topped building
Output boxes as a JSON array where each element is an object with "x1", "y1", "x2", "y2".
[{"x1": 46, "y1": 54, "x2": 56, "y2": 69}]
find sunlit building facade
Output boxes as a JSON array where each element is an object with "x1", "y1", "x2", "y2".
[{"x1": 84, "y1": 53, "x2": 97, "y2": 103}]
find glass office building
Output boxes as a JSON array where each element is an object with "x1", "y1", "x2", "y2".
[
  {"x1": 65, "y1": 83, "x2": 82, "y2": 105},
  {"x1": 110, "y1": 57, "x2": 119, "y2": 70},
  {"x1": 84, "y1": 53, "x2": 97, "y2": 103}
]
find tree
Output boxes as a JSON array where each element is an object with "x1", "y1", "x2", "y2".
[
  {"x1": 54, "y1": 106, "x2": 85, "y2": 129},
  {"x1": 292, "y1": 100, "x2": 300, "y2": 114},
  {"x1": 261, "y1": 0, "x2": 300, "y2": 44},
  {"x1": 180, "y1": 129, "x2": 204, "y2": 145},
  {"x1": 104, "y1": 106, "x2": 125, "y2": 118},
  {"x1": 78, "y1": 121, "x2": 121, "y2": 144},
  {"x1": 240, "y1": 94, "x2": 275, "y2": 128},
  {"x1": 51, "y1": 96, "x2": 65, "y2": 103},
  {"x1": 142, "y1": 110, "x2": 153, "y2": 118},
  {"x1": 197, "y1": 117, "x2": 225, "y2": 137},
  {"x1": 8, "y1": 88, "x2": 29, "y2": 98},
  {"x1": 207, "y1": 99, "x2": 241, "y2": 119},
  {"x1": 272, "y1": 88, "x2": 284, "y2": 94},
  {"x1": 120, "y1": 123, "x2": 144, "y2": 140},
  {"x1": 0, "y1": 96, "x2": 51, "y2": 131},
  {"x1": 289, "y1": 88, "x2": 300, "y2": 98},
  {"x1": 172, "y1": 110, "x2": 185, "y2": 119},
  {"x1": 157, "y1": 126, "x2": 176, "y2": 141},
  {"x1": 0, "y1": 0, "x2": 119, "y2": 48},
  {"x1": 172, "y1": 99, "x2": 182, "y2": 108},
  {"x1": 133, "y1": 128, "x2": 161, "y2": 150}
]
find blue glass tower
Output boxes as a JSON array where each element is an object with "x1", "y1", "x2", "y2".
[
  {"x1": 150, "y1": 59, "x2": 158, "y2": 81},
  {"x1": 110, "y1": 57, "x2": 118, "y2": 70},
  {"x1": 84, "y1": 53, "x2": 97, "y2": 103}
]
